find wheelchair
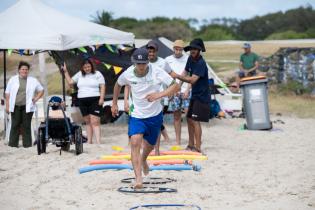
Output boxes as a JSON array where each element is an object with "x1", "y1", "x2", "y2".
[{"x1": 37, "y1": 96, "x2": 83, "y2": 155}]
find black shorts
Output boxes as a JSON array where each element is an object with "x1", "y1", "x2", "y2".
[
  {"x1": 78, "y1": 97, "x2": 101, "y2": 117},
  {"x1": 187, "y1": 99, "x2": 210, "y2": 122}
]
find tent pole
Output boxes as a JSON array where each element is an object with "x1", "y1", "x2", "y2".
[
  {"x1": 39, "y1": 53, "x2": 48, "y2": 116},
  {"x1": 62, "y1": 72, "x2": 66, "y2": 103},
  {"x1": 3, "y1": 50, "x2": 6, "y2": 94},
  {"x1": 61, "y1": 52, "x2": 66, "y2": 105},
  {"x1": 3, "y1": 50, "x2": 7, "y2": 141}
]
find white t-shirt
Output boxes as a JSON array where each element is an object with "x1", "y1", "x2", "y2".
[
  {"x1": 165, "y1": 54, "x2": 189, "y2": 93},
  {"x1": 72, "y1": 71, "x2": 105, "y2": 98},
  {"x1": 150, "y1": 57, "x2": 173, "y2": 105},
  {"x1": 150, "y1": 57, "x2": 173, "y2": 74},
  {"x1": 117, "y1": 64, "x2": 174, "y2": 118}
]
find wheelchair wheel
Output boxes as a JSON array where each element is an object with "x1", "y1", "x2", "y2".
[
  {"x1": 75, "y1": 127, "x2": 83, "y2": 155},
  {"x1": 37, "y1": 129, "x2": 46, "y2": 155},
  {"x1": 61, "y1": 142, "x2": 70, "y2": 151}
]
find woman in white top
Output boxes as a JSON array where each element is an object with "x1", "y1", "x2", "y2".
[
  {"x1": 63, "y1": 59, "x2": 105, "y2": 144},
  {"x1": 5, "y1": 61, "x2": 44, "y2": 147}
]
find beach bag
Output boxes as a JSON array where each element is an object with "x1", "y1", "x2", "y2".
[{"x1": 209, "y1": 99, "x2": 221, "y2": 119}]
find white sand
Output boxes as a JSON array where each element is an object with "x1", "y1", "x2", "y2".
[{"x1": 0, "y1": 116, "x2": 315, "y2": 210}]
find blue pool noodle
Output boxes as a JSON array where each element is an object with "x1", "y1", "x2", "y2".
[{"x1": 79, "y1": 164, "x2": 201, "y2": 174}]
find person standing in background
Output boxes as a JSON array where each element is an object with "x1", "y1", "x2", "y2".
[
  {"x1": 63, "y1": 59, "x2": 105, "y2": 144},
  {"x1": 5, "y1": 61, "x2": 44, "y2": 148},
  {"x1": 165, "y1": 40, "x2": 190, "y2": 146},
  {"x1": 175, "y1": 38, "x2": 211, "y2": 153}
]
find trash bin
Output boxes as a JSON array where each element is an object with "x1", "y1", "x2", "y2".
[{"x1": 240, "y1": 76, "x2": 272, "y2": 130}]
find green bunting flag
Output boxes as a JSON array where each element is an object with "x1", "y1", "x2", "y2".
[
  {"x1": 7, "y1": 49, "x2": 13, "y2": 56},
  {"x1": 105, "y1": 44, "x2": 115, "y2": 53},
  {"x1": 78, "y1": 47, "x2": 87, "y2": 53},
  {"x1": 102, "y1": 62, "x2": 112, "y2": 70}
]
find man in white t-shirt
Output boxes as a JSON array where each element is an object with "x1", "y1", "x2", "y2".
[
  {"x1": 165, "y1": 40, "x2": 190, "y2": 145},
  {"x1": 147, "y1": 40, "x2": 180, "y2": 154},
  {"x1": 111, "y1": 48, "x2": 179, "y2": 189}
]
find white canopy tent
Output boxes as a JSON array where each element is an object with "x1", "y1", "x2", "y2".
[
  {"x1": 0, "y1": 0, "x2": 134, "y2": 50},
  {"x1": 0, "y1": 0, "x2": 135, "y2": 141}
]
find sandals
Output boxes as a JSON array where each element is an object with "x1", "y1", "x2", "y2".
[
  {"x1": 185, "y1": 145, "x2": 203, "y2": 154},
  {"x1": 185, "y1": 145, "x2": 194, "y2": 151}
]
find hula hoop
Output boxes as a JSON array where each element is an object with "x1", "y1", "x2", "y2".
[
  {"x1": 130, "y1": 204, "x2": 201, "y2": 209},
  {"x1": 118, "y1": 186, "x2": 177, "y2": 194},
  {"x1": 121, "y1": 177, "x2": 176, "y2": 184}
]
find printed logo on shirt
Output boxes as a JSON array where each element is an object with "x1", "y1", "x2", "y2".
[{"x1": 131, "y1": 80, "x2": 154, "y2": 85}]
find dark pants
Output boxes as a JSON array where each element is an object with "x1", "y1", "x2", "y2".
[{"x1": 9, "y1": 105, "x2": 34, "y2": 148}]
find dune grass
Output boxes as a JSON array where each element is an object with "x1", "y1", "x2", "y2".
[{"x1": 269, "y1": 92, "x2": 315, "y2": 118}]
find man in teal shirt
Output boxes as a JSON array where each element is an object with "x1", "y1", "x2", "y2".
[{"x1": 236, "y1": 43, "x2": 260, "y2": 88}]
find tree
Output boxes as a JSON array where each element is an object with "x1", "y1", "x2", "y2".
[
  {"x1": 196, "y1": 25, "x2": 236, "y2": 40},
  {"x1": 90, "y1": 10, "x2": 114, "y2": 26}
]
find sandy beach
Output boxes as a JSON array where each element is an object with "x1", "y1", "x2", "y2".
[{"x1": 0, "y1": 115, "x2": 315, "y2": 210}]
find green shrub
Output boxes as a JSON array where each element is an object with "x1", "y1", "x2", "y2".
[{"x1": 266, "y1": 30, "x2": 309, "y2": 40}]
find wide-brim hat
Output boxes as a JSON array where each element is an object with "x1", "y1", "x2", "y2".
[
  {"x1": 173, "y1": 40, "x2": 185, "y2": 48},
  {"x1": 184, "y1": 38, "x2": 206, "y2": 52}
]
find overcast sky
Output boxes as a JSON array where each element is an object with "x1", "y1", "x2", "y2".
[{"x1": 1, "y1": 0, "x2": 314, "y2": 21}]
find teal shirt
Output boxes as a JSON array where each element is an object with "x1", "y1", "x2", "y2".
[{"x1": 240, "y1": 52, "x2": 259, "y2": 70}]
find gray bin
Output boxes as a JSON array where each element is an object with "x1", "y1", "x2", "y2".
[{"x1": 240, "y1": 77, "x2": 272, "y2": 130}]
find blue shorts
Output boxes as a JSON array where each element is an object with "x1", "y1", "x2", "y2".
[{"x1": 128, "y1": 112, "x2": 163, "y2": 146}]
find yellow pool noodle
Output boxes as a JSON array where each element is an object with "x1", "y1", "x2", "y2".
[{"x1": 101, "y1": 154, "x2": 207, "y2": 161}]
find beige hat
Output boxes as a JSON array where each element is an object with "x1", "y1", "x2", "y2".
[{"x1": 173, "y1": 40, "x2": 185, "y2": 48}]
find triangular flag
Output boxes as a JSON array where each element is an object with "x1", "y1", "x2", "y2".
[
  {"x1": 113, "y1": 66, "x2": 123, "y2": 75},
  {"x1": 102, "y1": 62, "x2": 112, "y2": 70},
  {"x1": 78, "y1": 47, "x2": 87, "y2": 53},
  {"x1": 92, "y1": 58, "x2": 101, "y2": 65},
  {"x1": 117, "y1": 44, "x2": 125, "y2": 50},
  {"x1": 31, "y1": 50, "x2": 36, "y2": 55},
  {"x1": 89, "y1": 45, "x2": 96, "y2": 52},
  {"x1": 7, "y1": 49, "x2": 13, "y2": 56},
  {"x1": 83, "y1": 54, "x2": 90, "y2": 59},
  {"x1": 18, "y1": 49, "x2": 24, "y2": 56},
  {"x1": 105, "y1": 44, "x2": 115, "y2": 53}
]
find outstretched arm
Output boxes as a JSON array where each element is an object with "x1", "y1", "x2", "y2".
[
  {"x1": 176, "y1": 71, "x2": 199, "y2": 85},
  {"x1": 111, "y1": 82, "x2": 122, "y2": 117},
  {"x1": 124, "y1": 86, "x2": 130, "y2": 113},
  {"x1": 146, "y1": 82, "x2": 180, "y2": 102},
  {"x1": 62, "y1": 62, "x2": 75, "y2": 87}
]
